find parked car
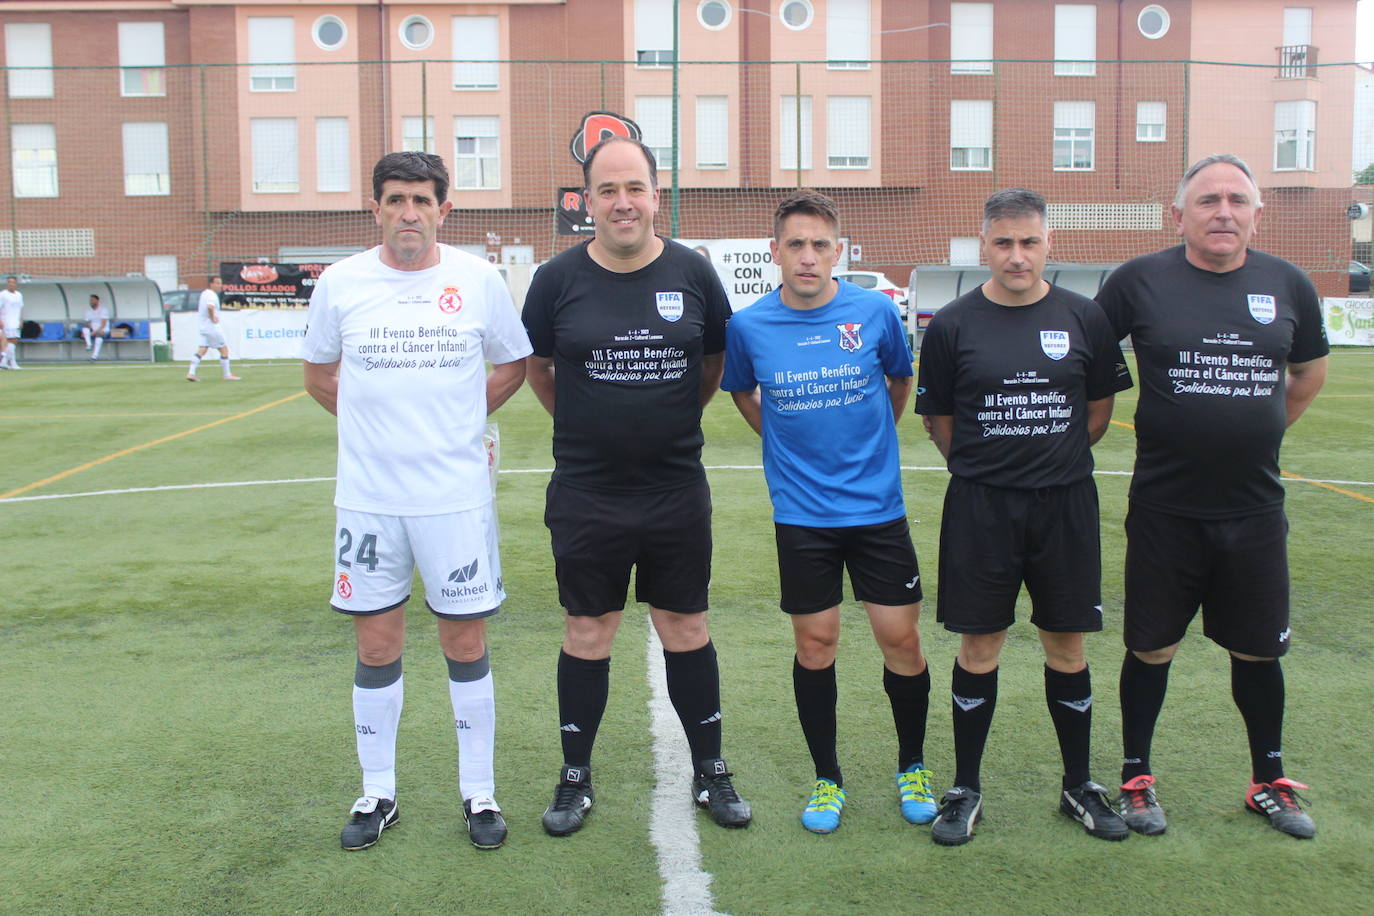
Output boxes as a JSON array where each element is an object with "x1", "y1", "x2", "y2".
[
  {"x1": 161, "y1": 289, "x2": 199, "y2": 312},
  {"x1": 1350, "y1": 260, "x2": 1370, "y2": 294},
  {"x1": 835, "y1": 270, "x2": 908, "y2": 318}
]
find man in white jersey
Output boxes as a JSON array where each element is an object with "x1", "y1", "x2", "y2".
[
  {"x1": 82, "y1": 294, "x2": 110, "y2": 360},
  {"x1": 0, "y1": 275, "x2": 23, "y2": 369},
  {"x1": 303, "y1": 151, "x2": 531, "y2": 852},
  {"x1": 186, "y1": 277, "x2": 240, "y2": 380}
]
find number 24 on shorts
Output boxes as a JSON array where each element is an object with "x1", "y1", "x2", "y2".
[{"x1": 338, "y1": 527, "x2": 380, "y2": 571}]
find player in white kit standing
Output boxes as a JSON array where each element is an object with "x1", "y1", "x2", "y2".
[{"x1": 303, "y1": 151, "x2": 532, "y2": 851}]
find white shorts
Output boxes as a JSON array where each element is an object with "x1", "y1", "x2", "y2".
[
  {"x1": 1, "y1": 305, "x2": 19, "y2": 337},
  {"x1": 198, "y1": 326, "x2": 227, "y2": 349},
  {"x1": 331, "y1": 503, "x2": 504, "y2": 619}
]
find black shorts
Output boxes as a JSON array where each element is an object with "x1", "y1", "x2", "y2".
[
  {"x1": 545, "y1": 478, "x2": 711, "y2": 616},
  {"x1": 1123, "y1": 504, "x2": 1290, "y2": 657},
  {"x1": 936, "y1": 476, "x2": 1103, "y2": 635},
  {"x1": 774, "y1": 517, "x2": 922, "y2": 614}
]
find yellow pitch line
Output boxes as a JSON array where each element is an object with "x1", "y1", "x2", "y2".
[
  {"x1": 1109, "y1": 418, "x2": 1371, "y2": 504},
  {"x1": 1280, "y1": 471, "x2": 1374, "y2": 504},
  {"x1": 0, "y1": 391, "x2": 308, "y2": 500}
]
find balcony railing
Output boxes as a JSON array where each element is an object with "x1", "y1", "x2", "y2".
[{"x1": 1277, "y1": 44, "x2": 1317, "y2": 79}]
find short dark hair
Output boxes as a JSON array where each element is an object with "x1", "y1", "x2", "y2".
[
  {"x1": 982, "y1": 188, "x2": 1048, "y2": 233},
  {"x1": 207, "y1": 275, "x2": 219, "y2": 284},
  {"x1": 5, "y1": 275, "x2": 15, "y2": 281},
  {"x1": 1173, "y1": 153, "x2": 1262, "y2": 209},
  {"x1": 90, "y1": 293, "x2": 99, "y2": 301},
  {"x1": 372, "y1": 151, "x2": 450, "y2": 203},
  {"x1": 773, "y1": 189, "x2": 840, "y2": 240},
  {"x1": 582, "y1": 136, "x2": 658, "y2": 190}
]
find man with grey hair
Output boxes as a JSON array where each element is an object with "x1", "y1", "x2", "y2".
[
  {"x1": 917, "y1": 188, "x2": 1132, "y2": 846},
  {"x1": 1096, "y1": 153, "x2": 1328, "y2": 839}
]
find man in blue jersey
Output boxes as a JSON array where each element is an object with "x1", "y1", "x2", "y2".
[{"x1": 722, "y1": 189, "x2": 934, "y2": 834}]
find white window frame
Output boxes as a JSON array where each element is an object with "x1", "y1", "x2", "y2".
[
  {"x1": 826, "y1": 0, "x2": 870, "y2": 70},
  {"x1": 780, "y1": 0, "x2": 814, "y2": 30},
  {"x1": 1274, "y1": 99, "x2": 1316, "y2": 170},
  {"x1": 780, "y1": 95, "x2": 813, "y2": 170},
  {"x1": 248, "y1": 17, "x2": 296, "y2": 92},
  {"x1": 950, "y1": 100, "x2": 993, "y2": 170},
  {"x1": 1282, "y1": 7, "x2": 1313, "y2": 46},
  {"x1": 1054, "y1": 4, "x2": 1096, "y2": 77},
  {"x1": 635, "y1": 0, "x2": 675, "y2": 68},
  {"x1": 697, "y1": 0, "x2": 732, "y2": 30},
  {"x1": 453, "y1": 116, "x2": 501, "y2": 190},
  {"x1": 402, "y1": 116, "x2": 436, "y2": 154},
  {"x1": 1135, "y1": 101, "x2": 1166, "y2": 142},
  {"x1": 635, "y1": 96, "x2": 679, "y2": 170},
  {"x1": 398, "y1": 15, "x2": 434, "y2": 51},
  {"x1": 11, "y1": 123, "x2": 58, "y2": 198},
  {"x1": 250, "y1": 117, "x2": 299, "y2": 193},
  {"x1": 695, "y1": 96, "x2": 729, "y2": 169},
  {"x1": 1137, "y1": 5, "x2": 1170, "y2": 39},
  {"x1": 122, "y1": 121, "x2": 170, "y2": 196},
  {"x1": 118, "y1": 22, "x2": 166, "y2": 97},
  {"x1": 826, "y1": 96, "x2": 870, "y2": 169},
  {"x1": 315, "y1": 117, "x2": 350, "y2": 193},
  {"x1": 312, "y1": 15, "x2": 348, "y2": 52},
  {"x1": 1053, "y1": 101, "x2": 1095, "y2": 171},
  {"x1": 5, "y1": 23, "x2": 53, "y2": 98},
  {"x1": 452, "y1": 16, "x2": 499, "y2": 89},
  {"x1": 950, "y1": 3, "x2": 993, "y2": 74}
]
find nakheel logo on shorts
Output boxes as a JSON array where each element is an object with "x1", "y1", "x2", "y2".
[
  {"x1": 336, "y1": 572, "x2": 353, "y2": 600},
  {"x1": 656, "y1": 291, "x2": 684, "y2": 322},
  {"x1": 443, "y1": 558, "x2": 488, "y2": 598},
  {"x1": 1247, "y1": 294, "x2": 1276, "y2": 325},
  {"x1": 438, "y1": 286, "x2": 463, "y2": 315},
  {"x1": 1039, "y1": 330, "x2": 1070, "y2": 360}
]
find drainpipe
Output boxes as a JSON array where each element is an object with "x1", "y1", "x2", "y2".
[{"x1": 379, "y1": 2, "x2": 390, "y2": 151}]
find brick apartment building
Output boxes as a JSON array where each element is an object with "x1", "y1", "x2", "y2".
[{"x1": 0, "y1": 0, "x2": 1359, "y2": 296}]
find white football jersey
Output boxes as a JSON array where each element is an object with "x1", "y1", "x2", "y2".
[
  {"x1": 197, "y1": 288, "x2": 219, "y2": 331},
  {"x1": 0, "y1": 288, "x2": 23, "y2": 325},
  {"x1": 302, "y1": 244, "x2": 532, "y2": 516}
]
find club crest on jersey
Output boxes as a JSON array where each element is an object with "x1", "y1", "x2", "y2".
[
  {"x1": 656, "y1": 291, "x2": 684, "y2": 322},
  {"x1": 437, "y1": 286, "x2": 463, "y2": 314},
  {"x1": 1039, "y1": 330, "x2": 1070, "y2": 360},
  {"x1": 836, "y1": 322, "x2": 863, "y2": 352},
  {"x1": 336, "y1": 573, "x2": 352, "y2": 600},
  {"x1": 1247, "y1": 294, "x2": 1276, "y2": 325}
]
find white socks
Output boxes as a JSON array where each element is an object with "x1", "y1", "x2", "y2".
[
  {"x1": 353, "y1": 672, "x2": 404, "y2": 800},
  {"x1": 448, "y1": 653, "x2": 496, "y2": 801}
]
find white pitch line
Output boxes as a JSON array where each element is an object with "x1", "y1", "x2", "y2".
[
  {"x1": 4, "y1": 467, "x2": 1372, "y2": 504},
  {"x1": 646, "y1": 627, "x2": 727, "y2": 916},
  {"x1": 0, "y1": 477, "x2": 337, "y2": 502}
]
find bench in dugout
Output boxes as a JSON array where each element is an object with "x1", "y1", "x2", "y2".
[{"x1": 18, "y1": 320, "x2": 154, "y2": 362}]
